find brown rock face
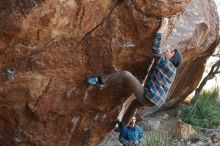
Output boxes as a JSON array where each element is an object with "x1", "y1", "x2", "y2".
[
  {"x1": 0, "y1": 0, "x2": 219, "y2": 146},
  {"x1": 132, "y1": 0, "x2": 192, "y2": 17}
]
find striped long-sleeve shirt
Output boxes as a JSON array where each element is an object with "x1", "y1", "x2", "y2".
[{"x1": 144, "y1": 33, "x2": 176, "y2": 107}]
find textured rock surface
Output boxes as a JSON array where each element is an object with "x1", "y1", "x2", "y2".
[
  {"x1": 0, "y1": 0, "x2": 219, "y2": 146},
  {"x1": 132, "y1": 0, "x2": 191, "y2": 17}
]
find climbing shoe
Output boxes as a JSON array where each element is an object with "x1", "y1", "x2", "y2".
[
  {"x1": 86, "y1": 76, "x2": 103, "y2": 85},
  {"x1": 113, "y1": 119, "x2": 122, "y2": 132}
]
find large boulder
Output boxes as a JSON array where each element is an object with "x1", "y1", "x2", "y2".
[
  {"x1": 163, "y1": 0, "x2": 219, "y2": 107},
  {"x1": 0, "y1": 0, "x2": 219, "y2": 146}
]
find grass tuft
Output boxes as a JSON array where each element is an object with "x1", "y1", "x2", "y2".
[
  {"x1": 143, "y1": 131, "x2": 173, "y2": 146},
  {"x1": 181, "y1": 88, "x2": 220, "y2": 129}
]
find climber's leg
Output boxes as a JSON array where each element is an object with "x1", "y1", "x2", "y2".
[
  {"x1": 122, "y1": 99, "x2": 143, "y2": 124},
  {"x1": 102, "y1": 71, "x2": 148, "y2": 105}
]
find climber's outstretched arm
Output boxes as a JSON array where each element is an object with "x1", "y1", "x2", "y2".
[
  {"x1": 152, "y1": 17, "x2": 169, "y2": 60},
  {"x1": 158, "y1": 17, "x2": 169, "y2": 34}
]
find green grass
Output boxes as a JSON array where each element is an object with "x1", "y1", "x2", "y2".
[
  {"x1": 143, "y1": 131, "x2": 173, "y2": 146},
  {"x1": 181, "y1": 88, "x2": 220, "y2": 129}
]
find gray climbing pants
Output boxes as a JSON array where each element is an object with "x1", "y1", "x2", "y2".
[{"x1": 102, "y1": 71, "x2": 153, "y2": 106}]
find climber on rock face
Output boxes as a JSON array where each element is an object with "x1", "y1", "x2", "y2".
[
  {"x1": 86, "y1": 17, "x2": 183, "y2": 125},
  {"x1": 118, "y1": 116, "x2": 144, "y2": 146}
]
